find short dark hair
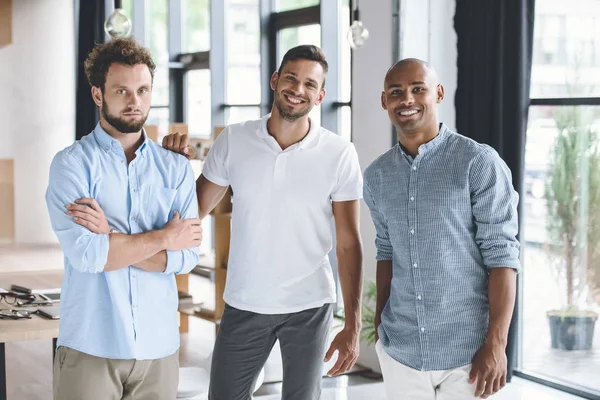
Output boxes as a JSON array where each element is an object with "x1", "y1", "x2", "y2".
[
  {"x1": 277, "y1": 45, "x2": 328, "y2": 88},
  {"x1": 84, "y1": 38, "x2": 156, "y2": 92}
]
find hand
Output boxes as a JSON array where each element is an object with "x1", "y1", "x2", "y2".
[
  {"x1": 469, "y1": 341, "x2": 507, "y2": 398},
  {"x1": 324, "y1": 327, "x2": 360, "y2": 376},
  {"x1": 162, "y1": 132, "x2": 195, "y2": 160},
  {"x1": 67, "y1": 198, "x2": 110, "y2": 234},
  {"x1": 161, "y1": 211, "x2": 203, "y2": 250},
  {"x1": 374, "y1": 315, "x2": 381, "y2": 343}
]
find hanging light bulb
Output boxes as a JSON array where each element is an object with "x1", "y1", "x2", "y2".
[
  {"x1": 347, "y1": 2, "x2": 369, "y2": 49},
  {"x1": 104, "y1": 0, "x2": 132, "y2": 39}
]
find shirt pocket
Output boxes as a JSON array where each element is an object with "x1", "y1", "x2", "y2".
[{"x1": 140, "y1": 184, "x2": 177, "y2": 229}]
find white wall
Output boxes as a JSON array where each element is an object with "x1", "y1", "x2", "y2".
[
  {"x1": 0, "y1": 0, "x2": 75, "y2": 244},
  {"x1": 353, "y1": 0, "x2": 457, "y2": 372}
]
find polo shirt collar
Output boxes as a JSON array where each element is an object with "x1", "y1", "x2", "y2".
[{"x1": 256, "y1": 114, "x2": 320, "y2": 150}]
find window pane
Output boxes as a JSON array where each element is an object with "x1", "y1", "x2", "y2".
[
  {"x1": 531, "y1": 1, "x2": 600, "y2": 98},
  {"x1": 187, "y1": 69, "x2": 212, "y2": 138},
  {"x1": 122, "y1": 0, "x2": 133, "y2": 21},
  {"x1": 226, "y1": 0, "x2": 261, "y2": 104},
  {"x1": 340, "y1": 0, "x2": 351, "y2": 102},
  {"x1": 276, "y1": 0, "x2": 319, "y2": 12},
  {"x1": 182, "y1": 0, "x2": 210, "y2": 53},
  {"x1": 521, "y1": 105, "x2": 600, "y2": 394},
  {"x1": 147, "y1": 0, "x2": 169, "y2": 106},
  {"x1": 339, "y1": 105, "x2": 351, "y2": 141},
  {"x1": 277, "y1": 24, "x2": 322, "y2": 128},
  {"x1": 226, "y1": 107, "x2": 261, "y2": 125}
]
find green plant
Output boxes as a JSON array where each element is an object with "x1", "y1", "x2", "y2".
[
  {"x1": 360, "y1": 280, "x2": 377, "y2": 344},
  {"x1": 544, "y1": 106, "x2": 600, "y2": 311}
]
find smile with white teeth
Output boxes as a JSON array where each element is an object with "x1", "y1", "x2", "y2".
[
  {"x1": 399, "y1": 109, "x2": 419, "y2": 116},
  {"x1": 285, "y1": 94, "x2": 304, "y2": 104}
]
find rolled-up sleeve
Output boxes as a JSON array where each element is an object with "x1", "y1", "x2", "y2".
[
  {"x1": 363, "y1": 177, "x2": 393, "y2": 261},
  {"x1": 45, "y1": 151, "x2": 109, "y2": 273},
  {"x1": 470, "y1": 149, "x2": 521, "y2": 271},
  {"x1": 164, "y1": 160, "x2": 201, "y2": 275}
]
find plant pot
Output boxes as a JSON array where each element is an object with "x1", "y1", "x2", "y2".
[{"x1": 546, "y1": 311, "x2": 598, "y2": 350}]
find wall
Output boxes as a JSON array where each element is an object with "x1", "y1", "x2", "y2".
[
  {"x1": 0, "y1": 0, "x2": 75, "y2": 244},
  {"x1": 353, "y1": 0, "x2": 457, "y2": 372}
]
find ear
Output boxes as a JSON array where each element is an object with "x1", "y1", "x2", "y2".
[
  {"x1": 91, "y1": 86, "x2": 103, "y2": 108},
  {"x1": 270, "y1": 72, "x2": 279, "y2": 91},
  {"x1": 381, "y1": 91, "x2": 388, "y2": 110},
  {"x1": 436, "y1": 84, "x2": 445, "y2": 103},
  {"x1": 314, "y1": 88, "x2": 326, "y2": 106}
]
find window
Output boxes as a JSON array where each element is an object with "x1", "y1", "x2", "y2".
[
  {"x1": 182, "y1": 0, "x2": 210, "y2": 53},
  {"x1": 147, "y1": 0, "x2": 169, "y2": 138},
  {"x1": 277, "y1": 0, "x2": 319, "y2": 12},
  {"x1": 187, "y1": 69, "x2": 212, "y2": 137},
  {"x1": 226, "y1": 0, "x2": 261, "y2": 105},
  {"x1": 521, "y1": 1, "x2": 600, "y2": 397}
]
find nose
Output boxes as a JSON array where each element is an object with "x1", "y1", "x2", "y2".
[
  {"x1": 289, "y1": 80, "x2": 304, "y2": 96},
  {"x1": 400, "y1": 91, "x2": 414, "y2": 106},
  {"x1": 127, "y1": 92, "x2": 141, "y2": 109}
]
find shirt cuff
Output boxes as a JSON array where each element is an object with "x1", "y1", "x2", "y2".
[{"x1": 164, "y1": 250, "x2": 183, "y2": 275}]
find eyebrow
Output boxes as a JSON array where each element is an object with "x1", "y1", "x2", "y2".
[
  {"x1": 387, "y1": 81, "x2": 427, "y2": 89},
  {"x1": 283, "y1": 72, "x2": 319, "y2": 86}
]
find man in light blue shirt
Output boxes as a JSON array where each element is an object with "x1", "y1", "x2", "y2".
[{"x1": 46, "y1": 38, "x2": 201, "y2": 400}]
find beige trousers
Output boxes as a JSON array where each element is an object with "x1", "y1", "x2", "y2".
[
  {"x1": 376, "y1": 341, "x2": 494, "y2": 400},
  {"x1": 53, "y1": 346, "x2": 179, "y2": 400}
]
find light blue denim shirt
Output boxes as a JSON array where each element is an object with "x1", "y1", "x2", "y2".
[
  {"x1": 45, "y1": 123, "x2": 199, "y2": 360},
  {"x1": 363, "y1": 123, "x2": 520, "y2": 371}
]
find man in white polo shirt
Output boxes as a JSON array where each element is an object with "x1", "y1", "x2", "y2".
[{"x1": 163, "y1": 45, "x2": 363, "y2": 400}]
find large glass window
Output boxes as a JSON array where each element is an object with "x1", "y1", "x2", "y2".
[
  {"x1": 277, "y1": 0, "x2": 319, "y2": 12},
  {"x1": 226, "y1": 0, "x2": 261, "y2": 106},
  {"x1": 187, "y1": 70, "x2": 212, "y2": 137},
  {"x1": 182, "y1": 0, "x2": 210, "y2": 53},
  {"x1": 521, "y1": 0, "x2": 600, "y2": 396}
]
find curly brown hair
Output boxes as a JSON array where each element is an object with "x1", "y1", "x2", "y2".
[{"x1": 84, "y1": 38, "x2": 156, "y2": 91}]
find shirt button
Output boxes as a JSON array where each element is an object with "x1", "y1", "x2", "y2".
[
  {"x1": 420, "y1": 327, "x2": 425, "y2": 332},
  {"x1": 132, "y1": 274, "x2": 136, "y2": 278},
  {"x1": 132, "y1": 304, "x2": 137, "y2": 308},
  {"x1": 410, "y1": 229, "x2": 415, "y2": 234},
  {"x1": 413, "y1": 263, "x2": 418, "y2": 268},
  {"x1": 131, "y1": 216, "x2": 136, "y2": 221},
  {"x1": 417, "y1": 295, "x2": 422, "y2": 300},
  {"x1": 410, "y1": 196, "x2": 415, "y2": 201},
  {"x1": 121, "y1": 160, "x2": 124, "y2": 163},
  {"x1": 412, "y1": 166, "x2": 417, "y2": 171},
  {"x1": 133, "y1": 188, "x2": 137, "y2": 193}
]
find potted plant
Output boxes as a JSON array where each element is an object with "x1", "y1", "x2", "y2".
[{"x1": 544, "y1": 106, "x2": 600, "y2": 350}]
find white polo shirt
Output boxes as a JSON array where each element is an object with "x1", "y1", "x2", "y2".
[{"x1": 202, "y1": 114, "x2": 363, "y2": 314}]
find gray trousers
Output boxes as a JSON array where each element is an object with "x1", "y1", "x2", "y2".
[{"x1": 209, "y1": 303, "x2": 334, "y2": 400}]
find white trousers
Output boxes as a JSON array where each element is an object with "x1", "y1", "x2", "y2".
[{"x1": 376, "y1": 341, "x2": 492, "y2": 400}]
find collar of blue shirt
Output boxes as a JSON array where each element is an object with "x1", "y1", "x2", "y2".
[{"x1": 93, "y1": 123, "x2": 151, "y2": 157}]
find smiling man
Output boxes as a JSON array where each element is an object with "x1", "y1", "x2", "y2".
[
  {"x1": 363, "y1": 58, "x2": 520, "y2": 399},
  {"x1": 162, "y1": 45, "x2": 364, "y2": 400},
  {"x1": 45, "y1": 38, "x2": 201, "y2": 399}
]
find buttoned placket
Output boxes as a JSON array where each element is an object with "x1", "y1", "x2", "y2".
[
  {"x1": 125, "y1": 150, "x2": 141, "y2": 342},
  {"x1": 406, "y1": 151, "x2": 429, "y2": 370}
]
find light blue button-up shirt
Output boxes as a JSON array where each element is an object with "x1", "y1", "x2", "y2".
[
  {"x1": 364, "y1": 123, "x2": 520, "y2": 371},
  {"x1": 45, "y1": 123, "x2": 199, "y2": 360}
]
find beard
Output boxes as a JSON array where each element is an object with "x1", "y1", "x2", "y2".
[
  {"x1": 101, "y1": 98, "x2": 149, "y2": 134},
  {"x1": 274, "y1": 91, "x2": 312, "y2": 122}
]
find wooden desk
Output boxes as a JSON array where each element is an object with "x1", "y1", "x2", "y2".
[{"x1": 0, "y1": 271, "x2": 62, "y2": 400}]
